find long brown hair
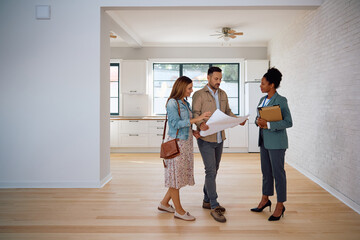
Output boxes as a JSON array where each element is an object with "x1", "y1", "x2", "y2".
[{"x1": 166, "y1": 76, "x2": 192, "y2": 104}]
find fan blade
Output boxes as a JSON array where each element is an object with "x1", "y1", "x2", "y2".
[
  {"x1": 229, "y1": 35, "x2": 236, "y2": 39},
  {"x1": 233, "y1": 32, "x2": 243, "y2": 35},
  {"x1": 218, "y1": 36, "x2": 224, "y2": 39},
  {"x1": 210, "y1": 34, "x2": 223, "y2": 36},
  {"x1": 228, "y1": 29, "x2": 236, "y2": 34}
]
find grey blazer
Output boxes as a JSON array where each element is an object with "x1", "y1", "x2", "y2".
[{"x1": 255, "y1": 92, "x2": 293, "y2": 149}]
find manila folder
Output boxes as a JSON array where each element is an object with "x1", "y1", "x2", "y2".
[{"x1": 259, "y1": 105, "x2": 282, "y2": 122}]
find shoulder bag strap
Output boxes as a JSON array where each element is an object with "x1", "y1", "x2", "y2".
[{"x1": 162, "y1": 99, "x2": 181, "y2": 143}]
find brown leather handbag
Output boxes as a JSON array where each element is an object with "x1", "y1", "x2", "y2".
[{"x1": 160, "y1": 100, "x2": 181, "y2": 166}]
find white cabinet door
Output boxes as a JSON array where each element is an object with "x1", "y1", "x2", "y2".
[
  {"x1": 119, "y1": 134, "x2": 148, "y2": 147},
  {"x1": 120, "y1": 60, "x2": 147, "y2": 94},
  {"x1": 193, "y1": 129, "x2": 230, "y2": 148},
  {"x1": 193, "y1": 135, "x2": 199, "y2": 149},
  {"x1": 148, "y1": 120, "x2": 166, "y2": 134},
  {"x1": 248, "y1": 123, "x2": 260, "y2": 152},
  {"x1": 245, "y1": 82, "x2": 265, "y2": 123},
  {"x1": 245, "y1": 60, "x2": 269, "y2": 82},
  {"x1": 228, "y1": 124, "x2": 248, "y2": 148},
  {"x1": 118, "y1": 120, "x2": 148, "y2": 147},
  {"x1": 110, "y1": 120, "x2": 119, "y2": 147},
  {"x1": 148, "y1": 134, "x2": 163, "y2": 148},
  {"x1": 223, "y1": 129, "x2": 230, "y2": 148},
  {"x1": 119, "y1": 120, "x2": 148, "y2": 133}
]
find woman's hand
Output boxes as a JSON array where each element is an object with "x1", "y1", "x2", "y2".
[
  {"x1": 257, "y1": 118, "x2": 268, "y2": 128},
  {"x1": 200, "y1": 111, "x2": 212, "y2": 120},
  {"x1": 192, "y1": 130, "x2": 201, "y2": 139},
  {"x1": 190, "y1": 112, "x2": 212, "y2": 125}
]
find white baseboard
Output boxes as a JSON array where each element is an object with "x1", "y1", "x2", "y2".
[
  {"x1": 111, "y1": 147, "x2": 160, "y2": 153},
  {"x1": 223, "y1": 147, "x2": 249, "y2": 153},
  {"x1": 287, "y1": 160, "x2": 360, "y2": 214},
  {"x1": 111, "y1": 147, "x2": 249, "y2": 153},
  {"x1": 0, "y1": 173, "x2": 113, "y2": 189},
  {"x1": 100, "y1": 173, "x2": 112, "y2": 187}
]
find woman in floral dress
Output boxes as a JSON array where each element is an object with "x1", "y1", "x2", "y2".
[{"x1": 158, "y1": 76, "x2": 211, "y2": 221}]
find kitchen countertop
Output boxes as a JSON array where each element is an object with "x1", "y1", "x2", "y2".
[{"x1": 110, "y1": 116, "x2": 166, "y2": 120}]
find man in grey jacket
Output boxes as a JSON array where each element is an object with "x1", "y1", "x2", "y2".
[{"x1": 192, "y1": 66, "x2": 246, "y2": 222}]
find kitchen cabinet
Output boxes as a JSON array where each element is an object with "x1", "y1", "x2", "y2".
[
  {"x1": 119, "y1": 133, "x2": 148, "y2": 147},
  {"x1": 112, "y1": 119, "x2": 166, "y2": 148},
  {"x1": 118, "y1": 120, "x2": 148, "y2": 147},
  {"x1": 110, "y1": 120, "x2": 119, "y2": 147},
  {"x1": 120, "y1": 60, "x2": 147, "y2": 94},
  {"x1": 248, "y1": 123, "x2": 260, "y2": 152},
  {"x1": 111, "y1": 119, "x2": 248, "y2": 152},
  {"x1": 245, "y1": 81, "x2": 264, "y2": 152},
  {"x1": 228, "y1": 123, "x2": 248, "y2": 148},
  {"x1": 193, "y1": 129, "x2": 230, "y2": 149},
  {"x1": 245, "y1": 60, "x2": 269, "y2": 82},
  {"x1": 119, "y1": 120, "x2": 148, "y2": 133},
  {"x1": 224, "y1": 129, "x2": 230, "y2": 148},
  {"x1": 148, "y1": 120, "x2": 166, "y2": 148}
]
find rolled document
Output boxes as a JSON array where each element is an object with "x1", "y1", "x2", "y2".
[{"x1": 200, "y1": 109, "x2": 249, "y2": 137}]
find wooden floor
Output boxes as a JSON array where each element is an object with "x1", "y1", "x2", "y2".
[{"x1": 0, "y1": 153, "x2": 359, "y2": 240}]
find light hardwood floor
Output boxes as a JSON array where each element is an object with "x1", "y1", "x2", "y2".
[{"x1": 0, "y1": 153, "x2": 359, "y2": 240}]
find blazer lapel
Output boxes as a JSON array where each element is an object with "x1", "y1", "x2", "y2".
[
  {"x1": 267, "y1": 91, "x2": 279, "y2": 106},
  {"x1": 258, "y1": 95, "x2": 267, "y2": 108}
]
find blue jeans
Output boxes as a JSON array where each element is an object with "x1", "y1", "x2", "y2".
[{"x1": 197, "y1": 138, "x2": 223, "y2": 209}]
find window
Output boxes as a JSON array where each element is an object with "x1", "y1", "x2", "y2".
[
  {"x1": 110, "y1": 63, "x2": 119, "y2": 115},
  {"x1": 153, "y1": 63, "x2": 240, "y2": 115}
]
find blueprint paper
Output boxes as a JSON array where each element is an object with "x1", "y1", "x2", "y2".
[{"x1": 200, "y1": 109, "x2": 249, "y2": 137}]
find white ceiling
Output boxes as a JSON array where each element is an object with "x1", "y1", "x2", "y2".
[{"x1": 107, "y1": 7, "x2": 317, "y2": 48}]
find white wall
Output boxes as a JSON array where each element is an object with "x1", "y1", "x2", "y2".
[
  {"x1": 268, "y1": 0, "x2": 360, "y2": 211},
  {"x1": 0, "y1": 0, "x2": 108, "y2": 187},
  {"x1": 111, "y1": 47, "x2": 267, "y2": 60},
  {"x1": 100, "y1": 11, "x2": 112, "y2": 184}
]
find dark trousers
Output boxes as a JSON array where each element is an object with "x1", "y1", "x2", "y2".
[
  {"x1": 260, "y1": 132, "x2": 287, "y2": 202},
  {"x1": 197, "y1": 138, "x2": 223, "y2": 209}
]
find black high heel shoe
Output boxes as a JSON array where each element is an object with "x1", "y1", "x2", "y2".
[
  {"x1": 250, "y1": 200, "x2": 272, "y2": 212},
  {"x1": 268, "y1": 206, "x2": 285, "y2": 221}
]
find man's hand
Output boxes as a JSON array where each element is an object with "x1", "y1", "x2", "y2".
[
  {"x1": 240, "y1": 119, "x2": 247, "y2": 126},
  {"x1": 192, "y1": 130, "x2": 201, "y2": 139},
  {"x1": 200, "y1": 122, "x2": 209, "y2": 131}
]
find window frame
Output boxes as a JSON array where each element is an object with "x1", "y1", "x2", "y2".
[
  {"x1": 150, "y1": 58, "x2": 244, "y2": 116},
  {"x1": 110, "y1": 62, "x2": 120, "y2": 116}
]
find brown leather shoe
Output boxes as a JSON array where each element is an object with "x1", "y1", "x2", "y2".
[
  {"x1": 203, "y1": 201, "x2": 226, "y2": 212},
  {"x1": 210, "y1": 207, "x2": 226, "y2": 223}
]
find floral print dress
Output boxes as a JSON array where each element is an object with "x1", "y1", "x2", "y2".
[{"x1": 164, "y1": 109, "x2": 195, "y2": 189}]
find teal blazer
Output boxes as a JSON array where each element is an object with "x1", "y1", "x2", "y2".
[{"x1": 255, "y1": 92, "x2": 293, "y2": 149}]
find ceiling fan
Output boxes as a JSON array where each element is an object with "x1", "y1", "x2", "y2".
[
  {"x1": 110, "y1": 32, "x2": 117, "y2": 39},
  {"x1": 211, "y1": 27, "x2": 243, "y2": 41}
]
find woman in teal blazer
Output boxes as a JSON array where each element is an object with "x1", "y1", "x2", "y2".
[{"x1": 251, "y1": 68, "x2": 293, "y2": 221}]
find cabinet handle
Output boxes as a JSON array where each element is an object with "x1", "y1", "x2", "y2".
[
  {"x1": 157, "y1": 127, "x2": 164, "y2": 129},
  {"x1": 130, "y1": 90, "x2": 137, "y2": 93},
  {"x1": 129, "y1": 120, "x2": 139, "y2": 122},
  {"x1": 157, "y1": 134, "x2": 163, "y2": 136},
  {"x1": 157, "y1": 120, "x2": 164, "y2": 122},
  {"x1": 129, "y1": 134, "x2": 139, "y2": 136}
]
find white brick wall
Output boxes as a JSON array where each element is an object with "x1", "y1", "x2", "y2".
[{"x1": 268, "y1": 0, "x2": 360, "y2": 208}]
